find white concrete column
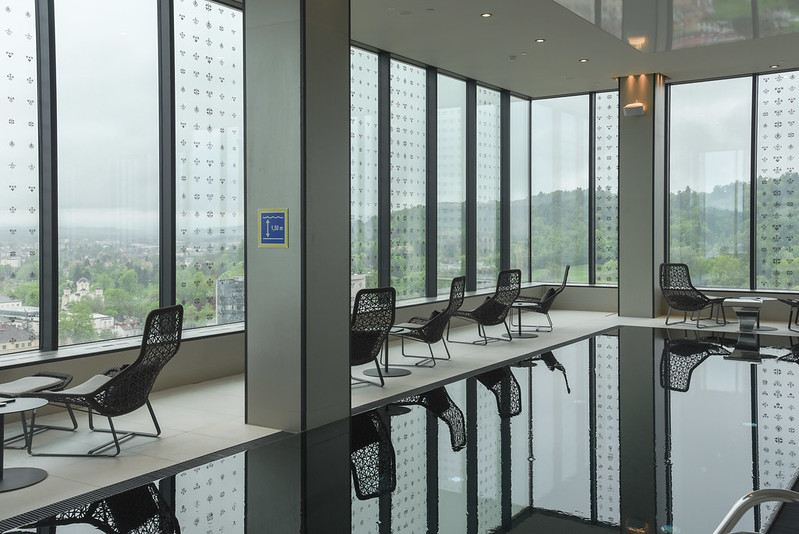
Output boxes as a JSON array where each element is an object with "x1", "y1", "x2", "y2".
[
  {"x1": 245, "y1": 0, "x2": 351, "y2": 431},
  {"x1": 618, "y1": 73, "x2": 667, "y2": 318}
]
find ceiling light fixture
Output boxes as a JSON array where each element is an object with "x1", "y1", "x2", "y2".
[
  {"x1": 534, "y1": 38, "x2": 546, "y2": 43},
  {"x1": 770, "y1": 64, "x2": 780, "y2": 69},
  {"x1": 481, "y1": 12, "x2": 492, "y2": 18},
  {"x1": 579, "y1": 58, "x2": 589, "y2": 63}
]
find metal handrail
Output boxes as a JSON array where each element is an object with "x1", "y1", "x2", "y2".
[{"x1": 713, "y1": 489, "x2": 799, "y2": 534}]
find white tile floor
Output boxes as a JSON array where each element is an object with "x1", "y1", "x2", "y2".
[{"x1": 1, "y1": 308, "x2": 792, "y2": 523}]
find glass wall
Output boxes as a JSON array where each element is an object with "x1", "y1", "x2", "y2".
[
  {"x1": 510, "y1": 96, "x2": 531, "y2": 281},
  {"x1": 476, "y1": 86, "x2": 502, "y2": 289},
  {"x1": 389, "y1": 60, "x2": 427, "y2": 299},
  {"x1": 56, "y1": 0, "x2": 160, "y2": 346},
  {"x1": 531, "y1": 95, "x2": 590, "y2": 283},
  {"x1": 0, "y1": 0, "x2": 244, "y2": 355},
  {"x1": 594, "y1": 91, "x2": 619, "y2": 285},
  {"x1": 174, "y1": 0, "x2": 244, "y2": 328},
  {"x1": 668, "y1": 77, "x2": 751, "y2": 288},
  {"x1": 350, "y1": 48, "x2": 380, "y2": 300},
  {"x1": 437, "y1": 75, "x2": 466, "y2": 294},
  {"x1": 0, "y1": 0, "x2": 39, "y2": 354},
  {"x1": 756, "y1": 72, "x2": 799, "y2": 290},
  {"x1": 348, "y1": 46, "x2": 618, "y2": 300}
]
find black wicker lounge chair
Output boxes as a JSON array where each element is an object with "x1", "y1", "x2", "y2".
[
  {"x1": 659, "y1": 263, "x2": 726, "y2": 328},
  {"x1": 514, "y1": 265, "x2": 570, "y2": 332},
  {"x1": 351, "y1": 287, "x2": 396, "y2": 387},
  {"x1": 447, "y1": 269, "x2": 521, "y2": 344},
  {"x1": 21, "y1": 305, "x2": 184, "y2": 457},
  {"x1": 395, "y1": 276, "x2": 465, "y2": 366}
]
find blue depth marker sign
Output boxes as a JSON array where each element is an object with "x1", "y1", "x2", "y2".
[{"x1": 259, "y1": 209, "x2": 288, "y2": 248}]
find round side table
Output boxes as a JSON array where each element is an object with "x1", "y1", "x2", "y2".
[{"x1": 0, "y1": 396, "x2": 48, "y2": 492}]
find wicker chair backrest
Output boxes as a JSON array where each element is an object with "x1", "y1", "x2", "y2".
[
  {"x1": 411, "y1": 276, "x2": 467, "y2": 343},
  {"x1": 659, "y1": 263, "x2": 711, "y2": 311},
  {"x1": 470, "y1": 269, "x2": 521, "y2": 325},
  {"x1": 97, "y1": 305, "x2": 184, "y2": 417},
  {"x1": 350, "y1": 287, "x2": 396, "y2": 367}
]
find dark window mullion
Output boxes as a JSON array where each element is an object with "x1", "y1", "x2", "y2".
[
  {"x1": 500, "y1": 90, "x2": 510, "y2": 271},
  {"x1": 378, "y1": 53, "x2": 391, "y2": 288},
  {"x1": 426, "y1": 68, "x2": 437, "y2": 297},
  {"x1": 589, "y1": 93, "x2": 597, "y2": 285},
  {"x1": 36, "y1": 0, "x2": 57, "y2": 350},
  {"x1": 158, "y1": 0, "x2": 176, "y2": 306},
  {"x1": 750, "y1": 75, "x2": 758, "y2": 290},
  {"x1": 466, "y1": 81, "x2": 477, "y2": 291}
]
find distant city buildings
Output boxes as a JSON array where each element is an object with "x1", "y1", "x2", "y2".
[
  {"x1": 217, "y1": 277, "x2": 245, "y2": 324},
  {"x1": 61, "y1": 277, "x2": 104, "y2": 310}
]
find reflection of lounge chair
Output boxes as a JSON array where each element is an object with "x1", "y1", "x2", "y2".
[
  {"x1": 350, "y1": 410, "x2": 396, "y2": 500},
  {"x1": 476, "y1": 367, "x2": 522, "y2": 418},
  {"x1": 391, "y1": 387, "x2": 466, "y2": 451},
  {"x1": 15, "y1": 482, "x2": 180, "y2": 533},
  {"x1": 660, "y1": 338, "x2": 729, "y2": 392}
]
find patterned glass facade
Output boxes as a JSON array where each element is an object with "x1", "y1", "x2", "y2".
[
  {"x1": 476, "y1": 86, "x2": 501, "y2": 289},
  {"x1": 174, "y1": 0, "x2": 244, "y2": 328},
  {"x1": 0, "y1": 0, "x2": 39, "y2": 354},
  {"x1": 390, "y1": 59, "x2": 427, "y2": 299},
  {"x1": 350, "y1": 47, "x2": 380, "y2": 299}
]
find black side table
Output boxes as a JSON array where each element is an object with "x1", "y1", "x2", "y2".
[{"x1": 0, "y1": 397, "x2": 48, "y2": 492}]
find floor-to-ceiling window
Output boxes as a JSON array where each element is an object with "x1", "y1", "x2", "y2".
[
  {"x1": 390, "y1": 60, "x2": 427, "y2": 299},
  {"x1": 531, "y1": 96, "x2": 590, "y2": 283},
  {"x1": 510, "y1": 96, "x2": 531, "y2": 281},
  {"x1": 350, "y1": 47, "x2": 380, "y2": 300},
  {"x1": 174, "y1": 0, "x2": 244, "y2": 328},
  {"x1": 669, "y1": 77, "x2": 751, "y2": 289},
  {"x1": 0, "y1": 0, "x2": 40, "y2": 354},
  {"x1": 349, "y1": 46, "x2": 618, "y2": 300},
  {"x1": 594, "y1": 91, "x2": 619, "y2": 285},
  {"x1": 56, "y1": 0, "x2": 160, "y2": 346},
  {"x1": 437, "y1": 74, "x2": 466, "y2": 294},
  {"x1": 0, "y1": 0, "x2": 243, "y2": 356},
  {"x1": 476, "y1": 86, "x2": 502, "y2": 289},
  {"x1": 755, "y1": 71, "x2": 799, "y2": 290}
]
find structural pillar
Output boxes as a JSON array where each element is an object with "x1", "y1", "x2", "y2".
[
  {"x1": 618, "y1": 73, "x2": 667, "y2": 318},
  {"x1": 245, "y1": 0, "x2": 351, "y2": 432}
]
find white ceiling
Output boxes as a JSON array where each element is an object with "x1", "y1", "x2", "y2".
[{"x1": 350, "y1": 0, "x2": 799, "y2": 97}]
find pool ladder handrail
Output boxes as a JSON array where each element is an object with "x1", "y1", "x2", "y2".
[{"x1": 712, "y1": 488, "x2": 799, "y2": 534}]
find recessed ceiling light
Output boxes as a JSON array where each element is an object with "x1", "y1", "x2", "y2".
[
  {"x1": 770, "y1": 64, "x2": 780, "y2": 69},
  {"x1": 534, "y1": 38, "x2": 546, "y2": 43},
  {"x1": 579, "y1": 58, "x2": 589, "y2": 63},
  {"x1": 481, "y1": 12, "x2": 492, "y2": 18}
]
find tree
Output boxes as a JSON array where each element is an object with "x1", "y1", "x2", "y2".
[{"x1": 59, "y1": 301, "x2": 97, "y2": 345}]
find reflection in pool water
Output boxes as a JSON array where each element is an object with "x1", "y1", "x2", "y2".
[{"x1": 4, "y1": 327, "x2": 799, "y2": 533}]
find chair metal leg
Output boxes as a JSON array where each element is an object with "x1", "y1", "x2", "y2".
[
  {"x1": 399, "y1": 336, "x2": 437, "y2": 367},
  {"x1": 790, "y1": 307, "x2": 799, "y2": 333},
  {"x1": 351, "y1": 359, "x2": 384, "y2": 387},
  {"x1": 28, "y1": 400, "x2": 162, "y2": 457},
  {"x1": 4, "y1": 403, "x2": 79, "y2": 450}
]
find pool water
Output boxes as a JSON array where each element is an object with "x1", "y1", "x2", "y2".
[{"x1": 4, "y1": 326, "x2": 799, "y2": 533}]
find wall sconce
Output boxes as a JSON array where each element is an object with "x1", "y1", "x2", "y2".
[{"x1": 623, "y1": 101, "x2": 645, "y2": 117}]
